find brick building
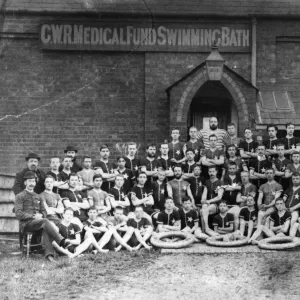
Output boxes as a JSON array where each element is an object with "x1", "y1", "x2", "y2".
[{"x1": 0, "y1": 0, "x2": 300, "y2": 172}]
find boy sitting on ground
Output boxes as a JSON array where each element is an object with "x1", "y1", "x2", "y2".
[
  {"x1": 53, "y1": 207, "x2": 109, "y2": 258},
  {"x1": 238, "y1": 195, "x2": 258, "y2": 239},
  {"x1": 157, "y1": 197, "x2": 181, "y2": 232},
  {"x1": 212, "y1": 201, "x2": 235, "y2": 237},
  {"x1": 249, "y1": 198, "x2": 291, "y2": 244},
  {"x1": 126, "y1": 206, "x2": 153, "y2": 250},
  {"x1": 178, "y1": 197, "x2": 208, "y2": 241}
]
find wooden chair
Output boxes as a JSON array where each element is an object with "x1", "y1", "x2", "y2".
[{"x1": 19, "y1": 229, "x2": 43, "y2": 258}]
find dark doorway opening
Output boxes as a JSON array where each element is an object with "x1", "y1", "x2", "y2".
[{"x1": 187, "y1": 81, "x2": 238, "y2": 133}]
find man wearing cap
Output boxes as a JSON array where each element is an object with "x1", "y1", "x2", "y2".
[
  {"x1": 13, "y1": 153, "x2": 46, "y2": 195},
  {"x1": 15, "y1": 171, "x2": 71, "y2": 262},
  {"x1": 58, "y1": 145, "x2": 82, "y2": 173}
]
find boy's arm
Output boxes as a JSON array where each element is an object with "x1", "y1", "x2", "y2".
[
  {"x1": 190, "y1": 220, "x2": 199, "y2": 233},
  {"x1": 163, "y1": 220, "x2": 181, "y2": 231},
  {"x1": 211, "y1": 155, "x2": 225, "y2": 166},
  {"x1": 217, "y1": 223, "x2": 234, "y2": 233},
  {"x1": 187, "y1": 185, "x2": 196, "y2": 207},
  {"x1": 279, "y1": 219, "x2": 291, "y2": 234},
  {"x1": 257, "y1": 192, "x2": 264, "y2": 209},
  {"x1": 265, "y1": 190, "x2": 283, "y2": 208}
]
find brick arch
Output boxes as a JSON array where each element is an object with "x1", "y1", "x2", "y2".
[{"x1": 176, "y1": 68, "x2": 249, "y2": 127}]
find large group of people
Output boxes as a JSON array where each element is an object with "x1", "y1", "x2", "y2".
[{"x1": 12, "y1": 117, "x2": 300, "y2": 261}]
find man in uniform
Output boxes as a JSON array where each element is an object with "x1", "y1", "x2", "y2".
[
  {"x1": 93, "y1": 145, "x2": 117, "y2": 192},
  {"x1": 116, "y1": 156, "x2": 135, "y2": 195},
  {"x1": 282, "y1": 172, "x2": 300, "y2": 230},
  {"x1": 238, "y1": 128, "x2": 259, "y2": 168},
  {"x1": 157, "y1": 142, "x2": 175, "y2": 181},
  {"x1": 13, "y1": 153, "x2": 45, "y2": 195},
  {"x1": 61, "y1": 173, "x2": 90, "y2": 226},
  {"x1": 167, "y1": 165, "x2": 191, "y2": 208},
  {"x1": 157, "y1": 198, "x2": 181, "y2": 232},
  {"x1": 263, "y1": 124, "x2": 281, "y2": 160},
  {"x1": 285, "y1": 152, "x2": 300, "y2": 187},
  {"x1": 184, "y1": 126, "x2": 204, "y2": 162},
  {"x1": 281, "y1": 122, "x2": 300, "y2": 159},
  {"x1": 139, "y1": 143, "x2": 162, "y2": 188},
  {"x1": 125, "y1": 142, "x2": 140, "y2": 176},
  {"x1": 196, "y1": 117, "x2": 228, "y2": 150},
  {"x1": 224, "y1": 123, "x2": 242, "y2": 150},
  {"x1": 257, "y1": 168, "x2": 283, "y2": 226},
  {"x1": 59, "y1": 145, "x2": 82, "y2": 173},
  {"x1": 236, "y1": 171, "x2": 257, "y2": 208},
  {"x1": 77, "y1": 156, "x2": 97, "y2": 189},
  {"x1": 168, "y1": 128, "x2": 185, "y2": 164},
  {"x1": 182, "y1": 149, "x2": 198, "y2": 179},
  {"x1": 15, "y1": 171, "x2": 70, "y2": 262}
]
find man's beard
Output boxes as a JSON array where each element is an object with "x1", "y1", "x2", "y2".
[
  {"x1": 210, "y1": 124, "x2": 217, "y2": 130},
  {"x1": 147, "y1": 153, "x2": 155, "y2": 158},
  {"x1": 175, "y1": 174, "x2": 182, "y2": 179},
  {"x1": 29, "y1": 165, "x2": 37, "y2": 171}
]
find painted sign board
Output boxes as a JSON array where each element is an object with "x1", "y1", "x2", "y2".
[{"x1": 40, "y1": 21, "x2": 251, "y2": 52}]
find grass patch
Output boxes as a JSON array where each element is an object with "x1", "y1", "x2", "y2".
[{"x1": 0, "y1": 249, "x2": 160, "y2": 299}]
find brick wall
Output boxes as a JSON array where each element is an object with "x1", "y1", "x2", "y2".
[{"x1": 0, "y1": 38, "x2": 145, "y2": 173}]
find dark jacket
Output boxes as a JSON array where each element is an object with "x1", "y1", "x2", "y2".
[
  {"x1": 13, "y1": 168, "x2": 46, "y2": 195},
  {"x1": 15, "y1": 189, "x2": 47, "y2": 231}
]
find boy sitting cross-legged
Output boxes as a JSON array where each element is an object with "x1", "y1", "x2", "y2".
[
  {"x1": 238, "y1": 195, "x2": 258, "y2": 239},
  {"x1": 249, "y1": 198, "x2": 291, "y2": 244},
  {"x1": 212, "y1": 200, "x2": 235, "y2": 236},
  {"x1": 178, "y1": 197, "x2": 208, "y2": 241},
  {"x1": 53, "y1": 207, "x2": 109, "y2": 258}
]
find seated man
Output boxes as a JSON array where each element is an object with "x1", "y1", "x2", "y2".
[
  {"x1": 282, "y1": 172, "x2": 300, "y2": 229},
  {"x1": 200, "y1": 166, "x2": 224, "y2": 235},
  {"x1": 39, "y1": 175, "x2": 64, "y2": 226},
  {"x1": 87, "y1": 174, "x2": 111, "y2": 218},
  {"x1": 222, "y1": 162, "x2": 242, "y2": 230},
  {"x1": 61, "y1": 173, "x2": 90, "y2": 228},
  {"x1": 157, "y1": 197, "x2": 181, "y2": 232},
  {"x1": 15, "y1": 171, "x2": 70, "y2": 262},
  {"x1": 127, "y1": 206, "x2": 153, "y2": 250},
  {"x1": 152, "y1": 169, "x2": 169, "y2": 214},
  {"x1": 186, "y1": 165, "x2": 207, "y2": 213},
  {"x1": 179, "y1": 197, "x2": 208, "y2": 241},
  {"x1": 257, "y1": 168, "x2": 283, "y2": 226},
  {"x1": 131, "y1": 172, "x2": 154, "y2": 219},
  {"x1": 238, "y1": 195, "x2": 258, "y2": 239},
  {"x1": 236, "y1": 171, "x2": 257, "y2": 208},
  {"x1": 221, "y1": 144, "x2": 244, "y2": 180},
  {"x1": 285, "y1": 151, "x2": 300, "y2": 187},
  {"x1": 53, "y1": 207, "x2": 109, "y2": 258},
  {"x1": 212, "y1": 201, "x2": 235, "y2": 236},
  {"x1": 273, "y1": 143, "x2": 290, "y2": 191},
  {"x1": 108, "y1": 174, "x2": 131, "y2": 215},
  {"x1": 82, "y1": 207, "x2": 108, "y2": 243},
  {"x1": 116, "y1": 156, "x2": 135, "y2": 194},
  {"x1": 249, "y1": 198, "x2": 291, "y2": 243}
]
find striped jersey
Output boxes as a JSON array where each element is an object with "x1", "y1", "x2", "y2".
[{"x1": 196, "y1": 129, "x2": 229, "y2": 149}]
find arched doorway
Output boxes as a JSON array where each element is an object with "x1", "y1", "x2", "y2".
[{"x1": 187, "y1": 81, "x2": 238, "y2": 132}]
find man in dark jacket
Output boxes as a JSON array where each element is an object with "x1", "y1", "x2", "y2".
[
  {"x1": 58, "y1": 145, "x2": 82, "y2": 173},
  {"x1": 15, "y1": 171, "x2": 70, "y2": 262},
  {"x1": 13, "y1": 153, "x2": 46, "y2": 195}
]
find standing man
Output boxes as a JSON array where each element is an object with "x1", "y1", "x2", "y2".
[
  {"x1": 184, "y1": 126, "x2": 204, "y2": 162},
  {"x1": 196, "y1": 117, "x2": 229, "y2": 150},
  {"x1": 238, "y1": 128, "x2": 259, "y2": 168},
  {"x1": 15, "y1": 171, "x2": 69, "y2": 262},
  {"x1": 59, "y1": 145, "x2": 82, "y2": 173},
  {"x1": 125, "y1": 142, "x2": 140, "y2": 175},
  {"x1": 281, "y1": 122, "x2": 300, "y2": 158},
  {"x1": 93, "y1": 145, "x2": 118, "y2": 193},
  {"x1": 116, "y1": 156, "x2": 135, "y2": 195},
  {"x1": 167, "y1": 166, "x2": 191, "y2": 208},
  {"x1": 273, "y1": 144, "x2": 290, "y2": 191},
  {"x1": 13, "y1": 153, "x2": 45, "y2": 195},
  {"x1": 77, "y1": 156, "x2": 97, "y2": 189},
  {"x1": 168, "y1": 128, "x2": 185, "y2": 164},
  {"x1": 139, "y1": 143, "x2": 162, "y2": 188},
  {"x1": 59, "y1": 157, "x2": 73, "y2": 183},
  {"x1": 182, "y1": 149, "x2": 197, "y2": 179},
  {"x1": 157, "y1": 142, "x2": 175, "y2": 181},
  {"x1": 224, "y1": 123, "x2": 242, "y2": 149},
  {"x1": 263, "y1": 124, "x2": 280, "y2": 160}
]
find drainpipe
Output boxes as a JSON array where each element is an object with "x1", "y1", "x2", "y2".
[{"x1": 251, "y1": 17, "x2": 257, "y2": 86}]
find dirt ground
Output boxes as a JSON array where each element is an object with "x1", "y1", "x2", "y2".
[{"x1": 1, "y1": 239, "x2": 300, "y2": 300}]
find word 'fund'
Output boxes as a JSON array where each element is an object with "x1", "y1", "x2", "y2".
[{"x1": 41, "y1": 25, "x2": 250, "y2": 47}]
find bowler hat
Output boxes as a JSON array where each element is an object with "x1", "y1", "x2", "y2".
[
  {"x1": 23, "y1": 171, "x2": 37, "y2": 179},
  {"x1": 64, "y1": 145, "x2": 78, "y2": 153},
  {"x1": 25, "y1": 153, "x2": 41, "y2": 161}
]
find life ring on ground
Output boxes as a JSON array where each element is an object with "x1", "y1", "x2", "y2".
[
  {"x1": 257, "y1": 236, "x2": 300, "y2": 250},
  {"x1": 150, "y1": 231, "x2": 194, "y2": 249},
  {"x1": 206, "y1": 235, "x2": 248, "y2": 247}
]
